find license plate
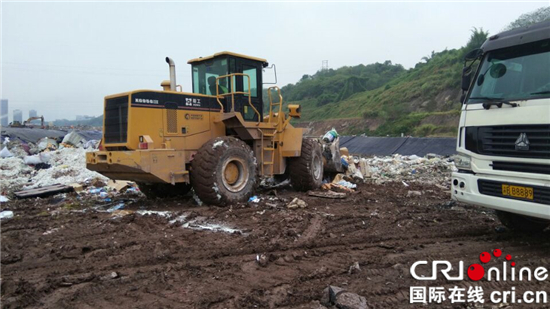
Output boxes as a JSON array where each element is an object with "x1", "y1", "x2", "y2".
[{"x1": 502, "y1": 184, "x2": 534, "y2": 200}]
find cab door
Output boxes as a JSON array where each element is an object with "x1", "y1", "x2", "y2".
[{"x1": 231, "y1": 58, "x2": 263, "y2": 122}]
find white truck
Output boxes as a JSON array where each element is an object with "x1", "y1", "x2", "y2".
[{"x1": 452, "y1": 21, "x2": 550, "y2": 232}]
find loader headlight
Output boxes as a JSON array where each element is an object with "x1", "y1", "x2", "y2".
[{"x1": 455, "y1": 154, "x2": 471, "y2": 170}]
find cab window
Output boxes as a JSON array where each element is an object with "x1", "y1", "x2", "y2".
[
  {"x1": 192, "y1": 58, "x2": 228, "y2": 95},
  {"x1": 242, "y1": 65, "x2": 258, "y2": 97}
]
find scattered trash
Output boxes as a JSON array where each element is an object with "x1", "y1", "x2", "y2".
[
  {"x1": 336, "y1": 180, "x2": 357, "y2": 189},
  {"x1": 181, "y1": 220, "x2": 242, "y2": 234},
  {"x1": 348, "y1": 261, "x2": 361, "y2": 274},
  {"x1": 0, "y1": 195, "x2": 9, "y2": 203},
  {"x1": 0, "y1": 210, "x2": 14, "y2": 220},
  {"x1": 287, "y1": 197, "x2": 307, "y2": 209},
  {"x1": 407, "y1": 190, "x2": 422, "y2": 197},
  {"x1": 192, "y1": 191, "x2": 203, "y2": 206},
  {"x1": 69, "y1": 183, "x2": 84, "y2": 192},
  {"x1": 0, "y1": 147, "x2": 13, "y2": 158},
  {"x1": 106, "y1": 203, "x2": 125, "y2": 212},
  {"x1": 322, "y1": 182, "x2": 354, "y2": 193},
  {"x1": 137, "y1": 210, "x2": 173, "y2": 217},
  {"x1": 323, "y1": 128, "x2": 339, "y2": 143},
  {"x1": 14, "y1": 184, "x2": 73, "y2": 199},
  {"x1": 107, "y1": 180, "x2": 132, "y2": 192},
  {"x1": 256, "y1": 254, "x2": 268, "y2": 267},
  {"x1": 248, "y1": 196, "x2": 260, "y2": 203},
  {"x1": 308, "y1": 190, "x2": 347, "y2": 199},
  {"x1": 43, "y1": 228, "x2": 59, "y2": 235},
  {"x1": 37, "y1": 137, "x2": 58, "y2": 152}
]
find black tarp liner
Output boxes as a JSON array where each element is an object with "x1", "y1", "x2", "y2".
[
  {"x1": 1, "y1": 128, "x2": 102, "y2": 144},
  {"x1": 72, "y1": 130, "x2": 102, "y2": 141},
  {"x1": 340, "y1": 136, "x2": 456, "y2": 157},
  {"x1": 1, "y1": 127, "x2": 67, "y2": 143}
]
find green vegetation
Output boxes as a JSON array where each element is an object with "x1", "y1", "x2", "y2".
[
  {"x1": 278, "y1": 28, "x2": 490, "y2": 136},
  {"x1": 504, "y1": 6, "x2": 550, "y2": 31}
]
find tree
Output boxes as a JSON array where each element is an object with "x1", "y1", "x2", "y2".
[
  {"x1": 464, "y1": 27, "x2": 489, "y2": 51},
  {"x1": 504, "y1": 6, "x2": 550, "y2": 31},
  {"x1": 460, "y1": 27, "x2": 489, "y2": 59}
]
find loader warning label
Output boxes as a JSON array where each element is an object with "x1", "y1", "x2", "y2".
[{"x1": 185, "y1": 113, "x2": 203, "y2": 120}]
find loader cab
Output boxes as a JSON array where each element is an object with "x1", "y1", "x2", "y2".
[{"x1": 188, "y1": 51, "x2": 267, "y2": 121}]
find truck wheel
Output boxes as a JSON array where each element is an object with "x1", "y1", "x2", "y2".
[
  {"x1": 288, "y1": 138, "x2": 323, "y2": 191},
  {"x1": 137, "y1": 182, "x2": 191, "y2": 198},
  {"x1": 496, "y1": 210, "x2": 550, "y2": 233},
  {"x1": 191, "y1": 137, "x2": 257, "y2": 206}
]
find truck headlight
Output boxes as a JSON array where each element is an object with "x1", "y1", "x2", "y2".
[{"x1": 455, "y1": 154, "x2": 471, "y2": 170}]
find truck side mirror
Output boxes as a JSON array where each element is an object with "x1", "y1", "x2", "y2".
[
  {"x1": 464, "y1": 48, "x2": 482, "y2": 61},
  {"x1": 461, "y1": 67, "x2": 471, "y2": 91}
]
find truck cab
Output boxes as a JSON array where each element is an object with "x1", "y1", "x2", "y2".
[{"x1": 452, "y1": 21, "x2": 550, "y2": 232}]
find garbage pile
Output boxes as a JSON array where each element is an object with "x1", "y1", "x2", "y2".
[
  {"x1": 341, "y1": 153, "x2": 456, "y2": 186},
  {"x1": 0, "y1": 132, "x2": 107, "y2": 195},
  {"x1": 320, "y1": 129, "x2": 456, "y2": 191}
]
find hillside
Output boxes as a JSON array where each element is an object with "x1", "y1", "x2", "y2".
[
  {"x1": 53, "y1": 115, "x2": 103, "y2": 127},
  {"x1": 282, "y1": 7, "x2": 550, "y2": 137},
  {"x1": 279, "y1": 47, "x2": 467, "y2": 137}
]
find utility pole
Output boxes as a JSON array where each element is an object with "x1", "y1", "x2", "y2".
[{"x1": 321, "y1": 60, "x2": 329, "y2": 71}]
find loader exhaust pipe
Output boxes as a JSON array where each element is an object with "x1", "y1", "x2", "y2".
[{"x1": 165, "y1": 57, "x2": 176, "y2": 91}]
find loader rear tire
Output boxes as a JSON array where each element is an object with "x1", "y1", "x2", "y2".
[
  {"x1": 496, "y1": 210, "x2": 549, "y2": 233},
  {"x1": 137, "y1": 182, "x2": 191, "y2": 199},
  {"x1": 288, "y1": 138, "x2": 323, "y2": 191},
  {"x1": 191, "y1": 137, "x2": 257, "y2": 206}
]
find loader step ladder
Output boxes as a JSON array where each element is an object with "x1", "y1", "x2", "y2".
[
  {"x1": 259, "y1": 129, "x2": 276, "y2": 176},
  {"x1": 267, "y1": 86, "x2": 284, "y2": 125}
]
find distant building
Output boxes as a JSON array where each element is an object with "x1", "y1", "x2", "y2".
[
  {"x1": 13, "y1": 109, "x2": 23, "y2": 123},
  {"x1": 29, "y1": 110, "x2": 38, "y2": 118},
  {"x1": 0, "y1": 99, "x2": 7, "y2": 126}
]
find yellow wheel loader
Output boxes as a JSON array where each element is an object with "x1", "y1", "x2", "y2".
[{"x1": 86, "y1": 52, "x2": 327, "y2": 205}]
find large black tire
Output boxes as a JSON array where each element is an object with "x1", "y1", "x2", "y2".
[
  {"x1": 496, "y1": 210, "x2": 550, "y2": 233},
  {"x1": 288, "y1": 138, "x2": 323, "y2": 191},
  {"x1": 191, "y1": 137, "x2": 257, "y2": 206},
  {"x1": 137, "y1": 182, "x2": 191, "y2": 199}
]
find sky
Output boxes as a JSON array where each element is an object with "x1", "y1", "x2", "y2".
[{"x1": 1, "y1": 1, "x2": 547, "y2": 122}]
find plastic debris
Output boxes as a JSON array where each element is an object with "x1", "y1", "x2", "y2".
[
  {"x1": 0, "y1": 195, "x2": 9, "y2": 203},
  {"x1": 248, "y1": 196, "x2": 260, "y2": 203},
  {"x1": 37, "y1": 137, "x2": 58, "y2": 152},
  {"x1": 287, "y1": 197, "x2": 307, "y2": 209},
  {"x1": 0, "y1": 147, "x2": 13, "y2": 158},
  {"x1": 336, "y1": 180, "x2": 357, "y2": 189},
  {"x1": 323, "y1": 128, "x2": 339, "y2": 143},
  {"x1": 0, "y1": 210, "x2": 14, "y2": 220},
  {"x1": 107, "y1": 203, "x2": 125, "y2": 212}
]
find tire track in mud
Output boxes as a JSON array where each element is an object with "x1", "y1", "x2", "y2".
[{"x1": 2, "y1": 183, "x2": 549, "y2": 308}]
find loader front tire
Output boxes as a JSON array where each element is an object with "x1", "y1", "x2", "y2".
[
  {"x1": 288, "y1": 138, "x2": 323, "y2": 191},
  {"x1": 191, "y1": 137, "x2": 257, "y2": 206}
]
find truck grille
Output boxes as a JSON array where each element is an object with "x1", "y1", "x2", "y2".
[
  {"x1": 478, "y1": 179, "x2": 550, "y2": 205},
  {"x1": 492, "y1": 161, "x2": 550, "y2": 175},
  {"x1": 466, "y1": 125, "x2": 550, "y2": 159},
  {"x1": 104, "y1": 96, "x2": 128, "y2": 144}
]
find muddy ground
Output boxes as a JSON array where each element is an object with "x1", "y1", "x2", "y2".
[{"x1": 1, "y1": 182, "x2": 549, "y2": 308}]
